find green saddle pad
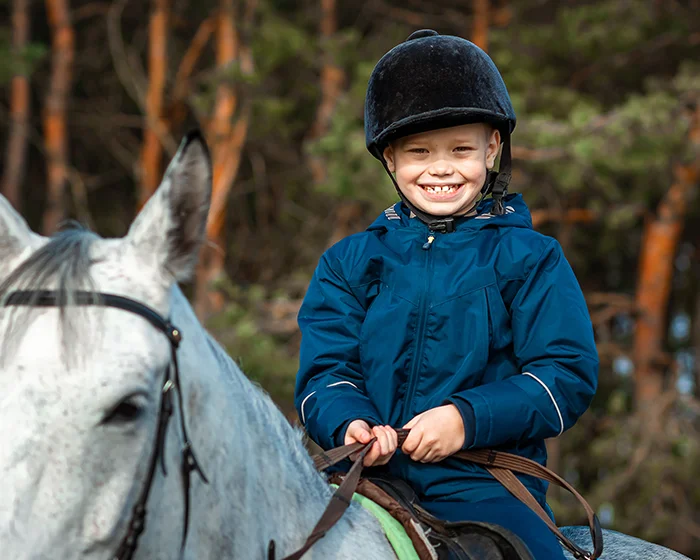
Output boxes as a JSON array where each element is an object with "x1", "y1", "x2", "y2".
[{"x1": 331, "y1": 483, "x2": 420, "y2": 560}]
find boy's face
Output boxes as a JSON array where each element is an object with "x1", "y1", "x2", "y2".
[{"x1": 383, "y1": 123, "x2": 501, "y2": 217}]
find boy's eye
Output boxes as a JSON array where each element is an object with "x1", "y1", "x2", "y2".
[
  {"x1": 407, "y1": 148, "x2": 428, "y2": 154},
  {"x1": 454, "y1": 146, "x2": 475, "y2": 152}
]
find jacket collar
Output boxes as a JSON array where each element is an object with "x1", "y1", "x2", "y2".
[{"x1": 367, "y1": 193, "x2": 533, "y2": 233}]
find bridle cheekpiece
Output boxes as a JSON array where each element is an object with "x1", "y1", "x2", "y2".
[{"x1": 2, "y1": 290, "x2": 208, "y2": 560}]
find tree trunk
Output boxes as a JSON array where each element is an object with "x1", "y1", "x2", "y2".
[
  {"x1": 472, "y1": 0, "x2": 489, "y2": 51},
  {"x1": 306, "y1": 0, "x2": 344, "y2": 185},
  {"x1": 194, "y1": 0, "x2": 256, "y2": 320},
  {"x1": 139, "y1": 0, "x2": 169, "y2": 208},
  {"x1": 169, "y1": 16, "x2": 216, "y2": 130},
  {"x1": 42, "y1": 0, "x2": 74, "y2": 234},
  {"x1": 633, "y1": 104, "x2": 700, "y2": 406},
  {"x1": 195, "y1": 0, "x2": 238, "y2": 320},
  {"x1": 209, "y1": 0, "x2": 238, "y2": 160},
  {"x1": 2, "y1": 0, "x2": 31, "y2": 212},
  {"x1": 531, "y1": 208, "x2": 598, "y2": 229},
  {"x1": 306, "y1": 0, "x2": 363, "y2": 252}
]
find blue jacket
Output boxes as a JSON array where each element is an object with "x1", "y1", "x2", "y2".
[{"x1": 295, "y1": 194, "x2": 598, "y2": 504}]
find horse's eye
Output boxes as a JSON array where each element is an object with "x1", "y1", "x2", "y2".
[{"x1": 102, "y1": 398, "x2": 144, "y2": 425}]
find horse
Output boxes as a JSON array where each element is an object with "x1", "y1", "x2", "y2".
[{"x1": 0, "y1": 132, "x2": 690, "y2": 559}]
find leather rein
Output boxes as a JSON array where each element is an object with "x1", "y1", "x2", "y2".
[
  {"x1": 275, "y1": 429, "x2": 603, "y2": 560},
  {"x1": 3, "y1": 290, "x2": 208, "y2": 560}
]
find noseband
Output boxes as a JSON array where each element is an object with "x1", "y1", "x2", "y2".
[{"x1": 3, "y1": 290, "x2": 208, "y2": 560}]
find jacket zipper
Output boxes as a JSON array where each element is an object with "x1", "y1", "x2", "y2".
[{"x1": 401, "y1": 232, "x2": 435, "y2": 421}]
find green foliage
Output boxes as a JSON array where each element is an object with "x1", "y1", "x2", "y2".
[
  {"x1": 556, "y1": 400, "x2": 700, "y2": 543},
  {"x1": 207, "y1": 283, "x2": 298, "y2": 407},
  {"x1": 305, "y1": 46, "x2": 397, "y2": 210},
  {"x1": 0, "y1": 30, "x2": 48, "y2": 85},
  {"x1": 309, "y1": 95, "x2": 395, "y2": 208},
  {"x1": 252, "y1": 7, "x2": 312, "y2": 75}
]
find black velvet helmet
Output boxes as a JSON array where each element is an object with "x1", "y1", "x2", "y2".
[{"x1": 364, "y1": 30, "x2": 517, "y2": 228}]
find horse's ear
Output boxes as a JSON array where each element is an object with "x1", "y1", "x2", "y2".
[
  {"x1": 128, "y1": 131, "x2": 212, "y2": 282},
  {"x1": 0, "y1": 194, "x2": 42, "y2": 267}
]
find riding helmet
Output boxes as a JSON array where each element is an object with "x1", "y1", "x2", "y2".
[{"x1": 364, "y1": 30, "x2": 516, "y2": 224}]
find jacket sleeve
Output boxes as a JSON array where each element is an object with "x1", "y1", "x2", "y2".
[
  {"x1": 294, "y1": 252, "x2": 382, "y2": 450},
  {"x1": 445, "y1": 239, "x2": 598, "y2": 449}
]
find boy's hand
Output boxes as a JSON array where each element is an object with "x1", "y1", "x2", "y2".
[
  {"x1": 344, "y1": 420, "x2": 398, "y2": 467},
  {"x1": 401, "y1": 404, "x2": 465, "y2": 463}
]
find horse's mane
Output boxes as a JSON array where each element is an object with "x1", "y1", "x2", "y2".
[
  {"x1": 0, "y1": 224, "x2": 99, "y2": 362},
  {"x1": 201, "y1": 329, "x2": 319, "y2": 484}
]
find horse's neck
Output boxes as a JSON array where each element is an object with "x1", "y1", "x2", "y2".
[{"x1": 170, "y1": 289, "x2": 394, "y2": 559}]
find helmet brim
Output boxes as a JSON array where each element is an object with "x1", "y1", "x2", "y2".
[{"x1": 367, "y1": 107, "x2": 514, "y2": 159}]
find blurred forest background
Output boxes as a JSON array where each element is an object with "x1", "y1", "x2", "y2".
[{"x1": 1, "y1": 0, "x2": 700, "y2": 555}]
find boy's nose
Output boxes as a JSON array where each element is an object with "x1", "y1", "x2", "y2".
[{"x1": 429, "y1": 161, "x2": 454, "y2": 176}]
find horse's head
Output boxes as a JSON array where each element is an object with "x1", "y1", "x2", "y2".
[{"x1": 0, "y1": 133, "x2": 212, "y2": 558}]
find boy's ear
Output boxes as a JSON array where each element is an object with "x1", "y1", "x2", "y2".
[
  {"x1": 383, "y1": 145, "x2": 396, "y2": 173},
  {"x1": 485, "y1": 128, "x2": 501, "y2": 170}
]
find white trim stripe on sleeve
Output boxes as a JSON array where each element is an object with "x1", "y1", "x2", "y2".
[
  {"x1": 326, "y1": 381, "x2": 359, "y2": 389},
  {"x1": 300, "y1": 382, "x2": 359, "y2": 424},
  {"x1": 522, "y1": 372, "x2": 564, "y2": 436},
  {"x1": 300, "y1": 391, "x2": 316, "y2": 424}
]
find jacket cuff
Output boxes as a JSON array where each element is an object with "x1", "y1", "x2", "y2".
[
  {"x1": 450, "y1": 382, "x2": 536, "y2": 449},
  {"x1": 444, "y1": 397, "x2": 476, "y2": 449},
  {"x1": 304, "y1": 392, "x2": 382, "y2": 450}
]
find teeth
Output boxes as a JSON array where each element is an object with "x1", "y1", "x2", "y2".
[{"x1": 424, "y1": 185, "x2": 460, "y2": 193}]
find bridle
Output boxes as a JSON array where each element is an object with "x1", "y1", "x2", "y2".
[{"x1": 3, "y1": 290, "x2": 208, "y2": 560}]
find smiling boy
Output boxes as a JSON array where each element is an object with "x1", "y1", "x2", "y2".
[
  {"x1": 295, "y1": 30, "x2": 598, "y2": 559},
  {"x1": 385, "y1": 124, "x2": 501, "y2": 219}
]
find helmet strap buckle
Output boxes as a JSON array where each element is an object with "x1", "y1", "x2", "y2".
[{"x1": 429, "y1": 218, "x2": 455, "y2": 233}]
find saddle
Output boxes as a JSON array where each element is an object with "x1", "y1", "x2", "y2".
[
  {"x1": 328, "y1": 471, "x2": 534, "y2": 560},
  {"x1": 276, "y1": 429, "x2": 602, "y2": 560}
]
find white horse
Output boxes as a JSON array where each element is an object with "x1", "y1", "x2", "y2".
[{"x1": 0, "y1": 133, "x2": 689, "y2": 560}]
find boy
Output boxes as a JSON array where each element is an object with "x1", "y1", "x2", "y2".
[{"x1": 295, "y1": 30, "x2": 598, "y2": 559}]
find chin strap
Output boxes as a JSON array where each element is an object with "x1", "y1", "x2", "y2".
[
  {"x1": 377, "y1": 133, "x2": 513, "y2": 229},
  {"x1": 481, "y1": 135, "x2": 512, "y2": 216}
]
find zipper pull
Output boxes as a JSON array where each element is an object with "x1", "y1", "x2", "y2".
[{"x1": 422, "y1": 235, "x2": 435, "y2": 250}]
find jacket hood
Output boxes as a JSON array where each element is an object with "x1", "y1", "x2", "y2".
[{"x1": 367, "y1": 193, "x2": 533, "y2": 233}]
